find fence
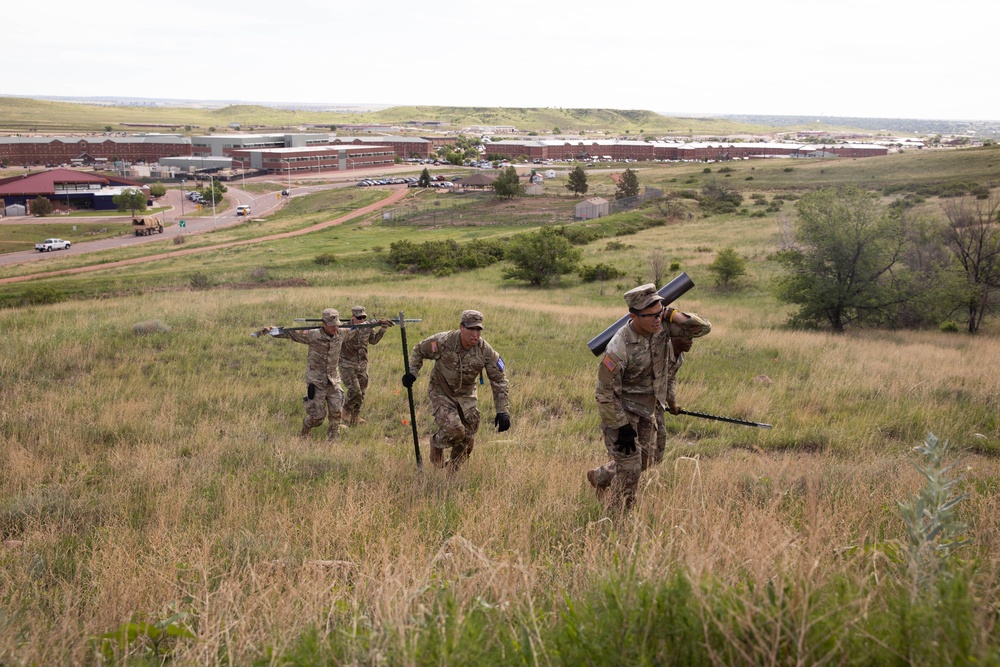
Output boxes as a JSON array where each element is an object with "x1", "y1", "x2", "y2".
[{"x1": 607, "y1": 186, "x2": 664, "y2": 214}]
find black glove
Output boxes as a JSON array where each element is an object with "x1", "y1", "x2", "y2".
[
  {"x1": 494, "y1": 412, "x2": 511, "y2": 432},
  {"x1": 616, "y1": 423, "x2": 637, "y2": 455},
  {"x1": 307, "y1": 383, "x2": 316, "y2": 400},
  {"x1": 401, "y1": 373, "x2": 417, "y2": 388}
]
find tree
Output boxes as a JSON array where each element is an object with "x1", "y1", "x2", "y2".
[
  {"x1": 502, "y1": 227, "x2": 582, "y2": 286},
  {"x1": 566, "y1": 166, "x2": 588, "y2": 196},
  {"x1": 775, "y1": 187, "x2": 910, "y2": 332},
  {"x1": 552, "y1": 127, "x2": 561, "y2": 134},
  {"x1": 648, "y1": 249, "x2": 668, "y2": 287},
  {"x1": 114, "y1": 188, "x2": 147, "y2": 217},
  {"x1": 104, "y1": 125, "x2": 112, "y2": 132},
  {"x1": 942, "y1": 195, "x2": 1000, "y2": 332},
  {"x1": 615, "y1": 168, "x2": 640, "y2": 200},
  {"x1": 418, "y1": 168, "x2": 431, "y2": 188},
  {"x1": 708, "y1": 247, "x2": 747, "y2": 287},
  {"x1": 148, "y1": 182, "x2": 167, "y2": 198},
  {"x1": 492, "y1": 166, "x2": 524, "y2": 199},
  {"x1": 30, "y1": 196, "x2": 53, "y2": 217}
]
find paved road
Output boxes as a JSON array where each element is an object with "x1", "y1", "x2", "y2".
[
  {"x1": 0, "y1": 161, "x2": 434, "y2": 268},
  {"x1": 0, "y1": 182, "x2": 299, "y2": 267},
  {"x1": 0, "y1": 186, "x2": 409, "y2": 286}
]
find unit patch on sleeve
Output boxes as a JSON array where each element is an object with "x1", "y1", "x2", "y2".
[
  {"x1": 497, "y1": 357, "x2": 505, "y2": 371},
  {"x1": 430, "y1": 340, "x2": 439, "y2": 354}
]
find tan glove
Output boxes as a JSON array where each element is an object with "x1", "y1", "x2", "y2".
[
  {"x1": 258, "y1": 325, "x2": 277, "y2": 337},
  {"x1": 380, "y1": 318, "x2": 395, "y2": 327}
]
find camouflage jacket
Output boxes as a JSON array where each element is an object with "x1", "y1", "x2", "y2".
[
  {"x1": 339, "y1": 323, "x2": 388, "y2": 370},
  {"x1": 409, "y1": 330, "x2": 510, "y2": 413},
  {"x1": 275, "y1": 327, "x2": 343, "y2": 386},
  {"x1": 596, "y1": 313, "x2": 710, "y2": 428}
]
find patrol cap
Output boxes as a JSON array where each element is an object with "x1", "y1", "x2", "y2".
[
  {"x1": 624, "y1": 284, "x2": 663, "y2": 311},
  {"x1": 351, "y1": 305, "x2": 366, "y2": 317},
  {"x1": 460, "y1": 309, "x2": 485, "y2": 330},
  {"x1": 321, "y1": 308, "x2": 340, "y2": 324}
]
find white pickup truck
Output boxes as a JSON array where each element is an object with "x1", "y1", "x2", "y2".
[{"x1": 35, "y1": 238, "x2": 71, "y2": 252}]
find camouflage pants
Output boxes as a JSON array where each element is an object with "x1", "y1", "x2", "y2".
[
  {"x1": 590, "y1": 412, "x2": 657, "y2": 510},
  {"x1": 303, "y1": 381, "x2": 344, "y2": 436},
  {"x1": 428, "y1": 389, "x2": 479, "y2": 469},
  {"x1": 341, "y1": 364, "x2": 369, "y2": 416}
]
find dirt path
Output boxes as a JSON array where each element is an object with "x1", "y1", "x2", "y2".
[{"x1": 0, "y1": 187, "x2": 408, "y2": 286}]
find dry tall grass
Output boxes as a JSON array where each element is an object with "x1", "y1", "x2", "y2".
[{"x1": 1, "y1": 286, "x2": 998, "y2": 664}]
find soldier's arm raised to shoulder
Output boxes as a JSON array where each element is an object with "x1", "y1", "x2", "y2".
[
  {"x1": 370, "y1": 323, "x2": 389, "y2": 345},
  {"x1": 666, "y1": 311, "x2": 711, "y2": 339}
]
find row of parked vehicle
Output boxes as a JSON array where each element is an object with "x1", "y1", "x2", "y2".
[
  {"x1": 357, "y1": 177, "x2": 415, "y2": 187},
  {"x1": 357, "y1": 176, "x2": 456, "y2": 189}
]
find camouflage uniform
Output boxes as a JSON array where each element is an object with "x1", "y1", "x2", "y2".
[
  {"x1": 408, "y1": 310, "x2": 510, "y2": 470},
  {"x1": 270, "y1": 308, "x2": 345, "y2": 440},
  {"x1": 590, "y1": 285, "x2": 711, "y2": 509},
  {"x1": 340, "y1": 305, "x2": 390, "y2": 425}
]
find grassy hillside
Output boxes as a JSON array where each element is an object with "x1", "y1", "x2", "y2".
[
  {"x1": 1, "y1": 147, "x2": 998, "y2": 663},
  {"x1": 1, "y1": 96, "x2": 830, "y2": 136}
]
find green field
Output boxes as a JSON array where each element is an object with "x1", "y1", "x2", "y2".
[
  {"x1": 0, "y1": 96, "x2": 861, "y2": 136},
  {"x1": 1, "y1": 146, "x2": 999, "y2": 664}
]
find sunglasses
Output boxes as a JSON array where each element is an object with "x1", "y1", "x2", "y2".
[
  {"x1": 633, "y1": 307, "x2": 664, "y2": 319},
  {"x1": 355, "y1": 315, "x2": 367, "y2": 320}
]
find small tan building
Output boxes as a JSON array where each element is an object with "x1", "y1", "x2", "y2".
[{"x1": 575, "y1": 197, "x2": 609, "y2": 220}]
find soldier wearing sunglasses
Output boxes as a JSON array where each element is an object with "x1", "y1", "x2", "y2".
[{"x1": 589, "y1": 284, "x2": 711, "y2": 510}]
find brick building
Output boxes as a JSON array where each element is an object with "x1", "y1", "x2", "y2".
[
  {"x1": 229, "y1": 144, "x2": 394, "y2": 175},
  {"x1": 0, "y1": 168, "x2": 149, "y2": 211},
  {"x1": 482, "y1": 139, "x2": 887, "y2": 161},
  {"x1": 332, "y1": 135, "x2": 431, "y2": 159},
  {"x1": 0, "y1": 135, "x2": 191, "y2": 167}
]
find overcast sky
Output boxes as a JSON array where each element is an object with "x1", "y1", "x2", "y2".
[{"x1": 5, "y1": 0, "x2": 996, "y2": 121}]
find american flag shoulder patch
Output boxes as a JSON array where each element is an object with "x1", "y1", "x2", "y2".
[
  {"x1": 430, "y1": 340, "x2": 439, "y2": 353},
  {"x1": 602, "y1": 355, "x2": 617, "y2": 372},
  {"x1": 497, "y1": 357, "x2": 505, "y2": 371}
]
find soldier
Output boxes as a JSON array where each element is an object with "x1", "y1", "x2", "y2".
[
  {"x1": 258, "y1": 308, "x2": 346, "y2": 441},
  {"x1": 401, "y1": 310, "x2": 511, "y2": 471},
  {"x1": 588, "y1": 284, "x2": 711, "y2": 509},
  {"x1": 340, "y1": 305, "x2": 394, "y2": 426}
]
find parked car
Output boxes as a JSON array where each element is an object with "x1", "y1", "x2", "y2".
[{"x1": 35, "y1": 238, "x2": 71, "y2": 252}]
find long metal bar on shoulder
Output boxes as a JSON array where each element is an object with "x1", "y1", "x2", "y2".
[
  {"x1": 294, "y1": 318, "x2": 422, "y2": 324},
  {"x1": 250, "y1": 321, "x2": 391, "y2": 337},
  {"x1": 676, "y1": 408, "x2": 773, "y2": 429}
]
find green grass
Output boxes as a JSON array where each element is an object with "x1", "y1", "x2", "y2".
[
  {"x1": 0, "y1": 221, "x2": 135, "y2": 252},
  {"x1": 1, "y1": 143, "x2": 999, "y2": 664}
]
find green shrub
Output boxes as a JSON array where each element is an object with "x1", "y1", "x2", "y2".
[
  {"x1": 189, "y1": 273, "x2": 210, "y2": 290},
  {"x1": 939, "y1": 320, "x2": 960, "y2": 333},
  {"x1": 579, "y1": 263, "x2": 626, "y2": 282},
  {"x1": 314, "y1": 253, "x2": 337, "y2": 266}
]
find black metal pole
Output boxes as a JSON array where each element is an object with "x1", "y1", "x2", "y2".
[
  {"x1": 399, "y1": 310, "x2": 422, "y2": 470},
  {"x1": 676, "y1": 408, "x2": 773, "y2": 429}
]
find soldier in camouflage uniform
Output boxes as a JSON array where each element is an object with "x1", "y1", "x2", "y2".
[
  {"x1": 588, "y1": 285, "x2": 711, "y2": 510},
  {"x1": 401, "y1": 310, "x2": 511, "y2": 471},
  {"x1": 340, "y1": 305, "x2": 393, "y2": 426},
  {"x1": 258, "y1": 308, "x2": 346, "y2": 441}
]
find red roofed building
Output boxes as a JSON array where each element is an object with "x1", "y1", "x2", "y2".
[{"x1": 0, "y1": 169, "x2": 149, "y2": 212}]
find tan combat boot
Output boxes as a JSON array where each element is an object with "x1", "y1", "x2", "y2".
[{"x1": 301, "y1": 425, "x2": 312, "y2": 438}]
